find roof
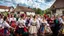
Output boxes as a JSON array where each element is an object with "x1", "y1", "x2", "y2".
[
  {"x1": 15, "y1": 6, "x2": 35, "y2": 12},
  {"x1": 0, "y1": 5, "x2": 10, "y2": 9},
  {"x1": 51, "y1": 0, "x2": 64, "y2": 9}
]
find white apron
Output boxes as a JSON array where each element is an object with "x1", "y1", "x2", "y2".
[{"x1": 29, "y1": 20, "x2": 37, "y2": 34}]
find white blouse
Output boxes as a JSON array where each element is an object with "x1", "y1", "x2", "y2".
[
  {"x1": 29, "y1": 19, "x2": 40, "y2": 28},
  {"x1": 0, "y1": 19, "x2": 3, "y2": 24},
  {"x1": 9, "y1": 17, "x2": 16, "y2": 22},
  {"x1": 18, "y1": 18, "x2": 26, "y2": 28},
  {"x1": 61, "y1": 19, "x2": 64, "y2": 24},
  {"x1": 0, "y1": 19, "x2": 3, "y2": 28},
  {"x1": 41, "y1": 19, "x2": 49, "y2": 26},
  {"x1": 3, "y1": 21, "x2": 11, "y2": 28}
]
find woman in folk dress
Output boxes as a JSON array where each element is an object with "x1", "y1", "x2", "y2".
[
  {"x1": 10, "y1": 15, "x2": 16, "y2": 28},
  {"x1": 44, "y1": 18, "x2": 52, "y2": 34},
  {"x1": 0, "y1": 15, "x2": 4, "y2": 36},
  {"x1": 15, "y1": 16, "x2": 26, "y2": 36},
  {"x1": 59, "y1": 15, "x2": 64, "y2": 34},
  {"x1": 29, "y1": 16, "x2": 39, "y2": 36},
  {"x1": 9, "y1": 15, "x2": 16, "y2": 36},
  {"x1": 40, "y1": 17, "x2": 52, "y2": 36},
  {"x1": 3, "y1": 16, "x2": 14, "y2": 36},
  {"x1": 40, "y1": 17, "x2": 46, "y2": 36}
]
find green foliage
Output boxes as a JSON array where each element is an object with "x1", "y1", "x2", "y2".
[
  {"x1": 44, "y1": 8, "x2": 51, "y2": 14},
  {"x1": 2, "y1": 12, "x2": 8, "y2": 16},
  {"x1": 32, "y1": 8, "x2": 51, "y2": 15},
  {"x1": 32, "y1": 8, "x2": 44, "y2": 15}
]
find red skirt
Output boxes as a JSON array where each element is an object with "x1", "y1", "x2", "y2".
[
  {"x1": 24, "y1": 27, "x2": 28, "y2": 32},
  {"x1": 11, "y1": 22, "x2": 16, "y2": 28},
  {"x1": 0, "y1": 29, "x2": 4, "y2": 35},
  {"x1": 0, "y1": 29, "x2": 10, "y2": 36}
]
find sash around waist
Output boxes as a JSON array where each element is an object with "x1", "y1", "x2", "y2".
[{"x1": 31, "y1": 24, "x2": 37, "y2": 26}]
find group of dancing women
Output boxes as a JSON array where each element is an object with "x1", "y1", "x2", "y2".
[{"x1": 0, "y1": 13, "x2": 64, "y2": 36}]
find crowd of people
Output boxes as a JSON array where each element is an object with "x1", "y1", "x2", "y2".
[{"x1": 0, "y1": 12, "x2": 64, "y2": 36}]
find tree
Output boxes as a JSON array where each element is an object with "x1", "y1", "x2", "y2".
[
  {"x1": 44, "y1": 8, "x2": 51, "y2": 14},
  {"x1": 32, "y1": 8, "x2": 44, "y2": 15}
]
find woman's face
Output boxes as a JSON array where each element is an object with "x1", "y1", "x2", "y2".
[
  {"x1": 6, "y1": 17, "x2": 8, "y2": 21},
  {"x1": 9, "y1": 15, "x2": 11, "y2": 18},
  {"x1": 39, "y1": 15, "x2": 42, "y2": 18},
  {"x1": 43, "y1": 17, "x2": 45, "y2": 20},
  {"x1": 30, "y1": 15, "x2": 33, "y2": 18},
  {"x1": 23, "y1": 16, "x2": 25, "y2": 20},
  {"x1": 12, "y1": 15, "x2": 14, "y2": 17},
  {"x1": 62, "y1": 16, "x2": 64, "y2": 19},
  {"x1": 35, "y1": 16, "x2": 38, "y2": 19}
]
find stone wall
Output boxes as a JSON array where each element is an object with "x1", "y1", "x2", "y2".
[{"x1": 55, "y1": 9, "x2": 64, "y2": 16}]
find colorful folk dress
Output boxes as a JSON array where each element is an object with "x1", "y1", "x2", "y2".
[
  {"x1": 29, "y1": 19, "x2": 38, "y2": 34},
  {"x1": 41, "y1": 20, "x2": 52, "y2": 34},
  {"x1": 0, "y1": 19, "x2": 4, "y2": 35},
  {"x1": 16, "y1": 18, "x2": 26, "y2": 34},
  {"x1": 3, "y1": 21, "x2": 12, "y2": 36},
  {"x1": 10, "y1": 17, "x2": 16, "y2": 28},
  {"x1": 60, "y1": 20, "x2": 64, "y2": 34}
]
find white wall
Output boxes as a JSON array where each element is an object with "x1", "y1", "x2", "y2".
[
  {"x1": 0, "y1": 9, "x2": 9, "y2": 12},
  {"x1": 26, "y1": 12, "x2": 35, "y2": 16},
  {"x1": 56, "y1": 9, "x2": 64, "y2": 16}
]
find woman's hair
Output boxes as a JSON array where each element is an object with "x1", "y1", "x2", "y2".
[
  {"x1": 0, "y1": 14, "x2": 3, "y2": 18},
  {"x1": 33, "y1": 15, "x2": 36, "y2": 19},
  {"x1": 3, "y1": 16, "x2": 7, "y2": 21},
  {"x1": 20, "y1": 14, "x2": 24, "y2": 18}
]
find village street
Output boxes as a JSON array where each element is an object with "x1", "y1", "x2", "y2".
[{"x1": 0, "y1": 0, "x2": 64, "y2": 36}]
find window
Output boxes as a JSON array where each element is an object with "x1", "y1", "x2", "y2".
[
  {"x1": 52, "y1": 9, "x2": 56, "y2": 13},
  {"x1": 62, "y1": 11, "x2": 64, "y2": 14}
]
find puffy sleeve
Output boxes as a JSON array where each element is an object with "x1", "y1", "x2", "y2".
[
  {"x1": 9, "y1": 18, "x2": 12, "y2": 22},
  {"x1": 36, "y1": 20, "x2": 40, "y2": 28},
  {"x1": 10, "y1": 18, "x2": 16, "y2": 22},
  {"x1": 3, "y1": 21, "x2": 11, "y2": 28},
  {"x1": 61, "y1": 19, "x2": 64, "y2": 24},
  {"x1": 45, "y1": 21, "x2": 49, "y2": 26},
  {"x1": 23, "y1": 20, "x2": 26, "y2": 26},
  {"x1": 14, "y1": 18, "x2": 16, "y2": 21},
  {"x1": 18, "y1": 18, "x2": 20, "y2": 23}
]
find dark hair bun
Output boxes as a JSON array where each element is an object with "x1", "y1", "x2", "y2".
[{"x1": 3, "y1": 16, "x2": 7, "y2": 21}]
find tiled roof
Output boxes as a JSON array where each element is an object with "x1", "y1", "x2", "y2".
[
  {"x1": 15, "y1": 6, "x2": 35, "y2": 12},
  {"x1": 51, "y1": 0, "x2": 64, "y2": 9},
  {"x1": 0, "y1": 5, "x2": 10, "y2": 9}
]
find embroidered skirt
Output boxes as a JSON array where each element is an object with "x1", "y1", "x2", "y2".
[{"x1": 29, "y1": 26, "x2": 37, "y2": 34}]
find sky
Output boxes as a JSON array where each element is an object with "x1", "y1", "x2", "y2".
[{"x1": 0, "y1": 0, "x2": 56, "y2": 10}]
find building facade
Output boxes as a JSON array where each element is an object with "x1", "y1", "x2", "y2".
[
  {"x1": 0, "y1": 5, "x2": 14, "y2": 12},
  {"x1": 14, "y1": 5, "x2": 35, "y2": 16},
  {"x1": 51, "y1": 0, "x2": 64, "y2": 16}
]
